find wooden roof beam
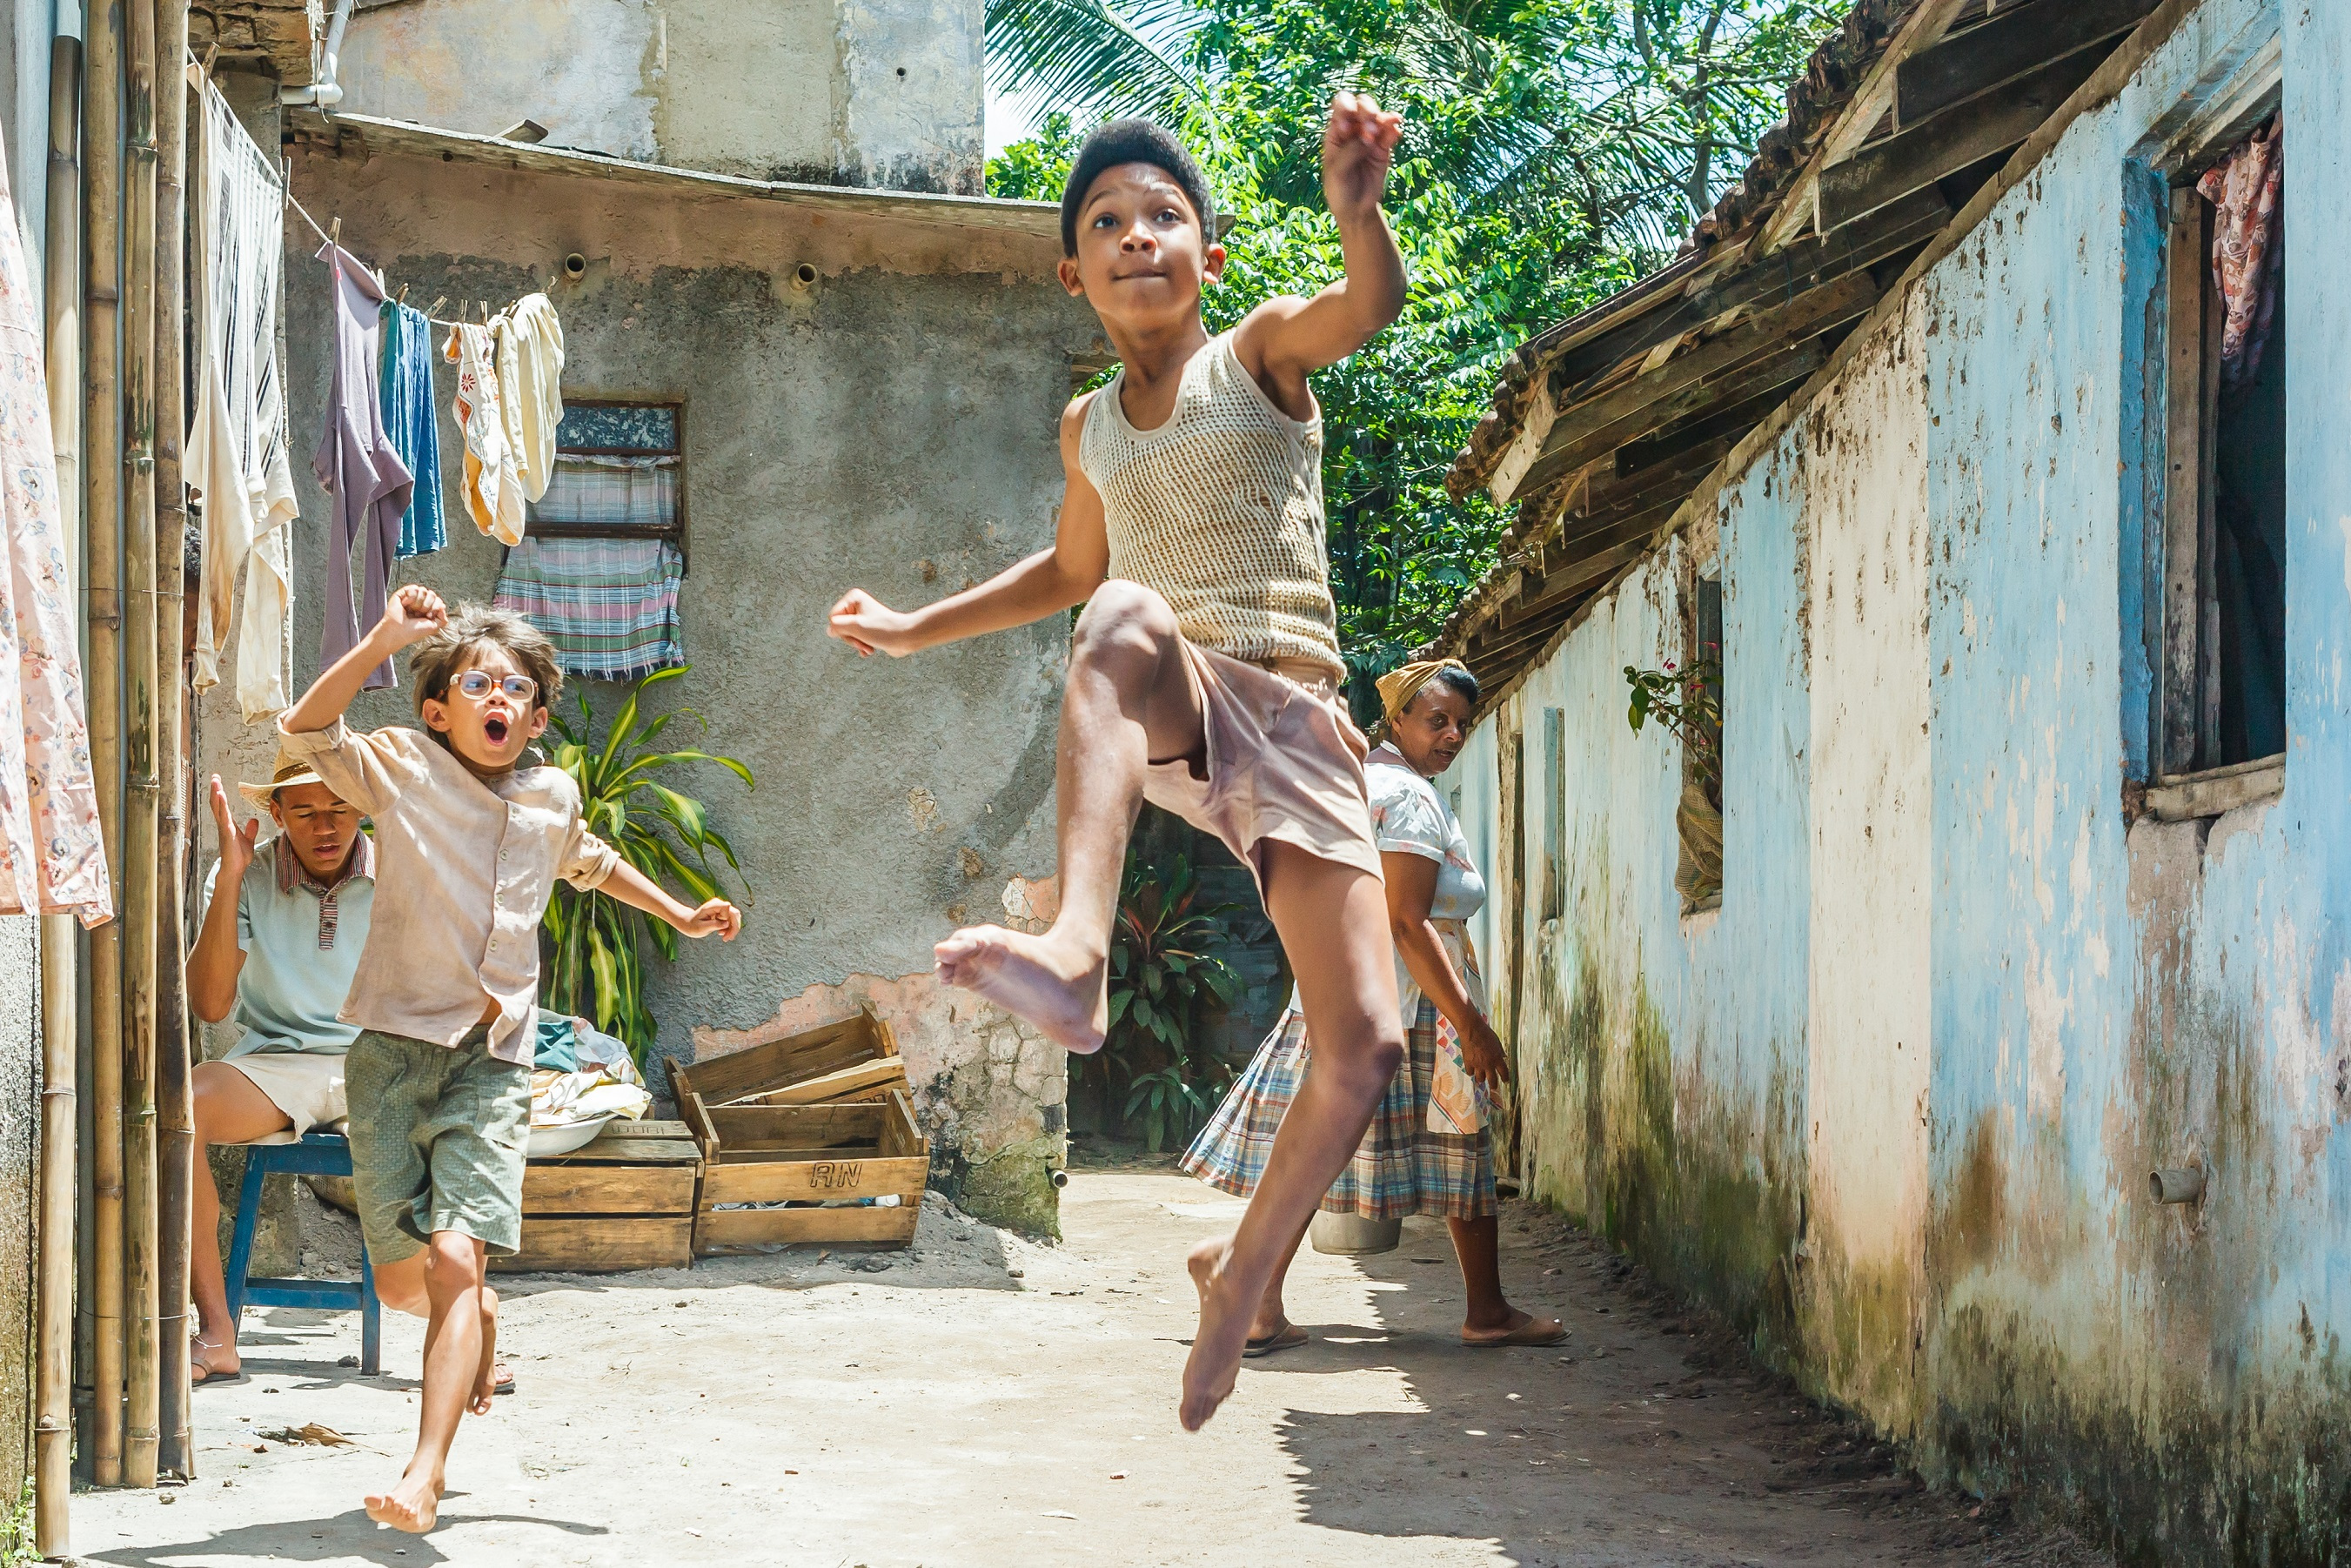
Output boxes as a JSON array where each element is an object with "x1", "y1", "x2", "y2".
[
  {"x1": 1895, "y1": 0, "x2": 2159, "y2": 129},
  {"x1": 1512, "y1": 333, "x2": 1836, "y2": 501},
  {"x1": 1819, "y1": 44, "x2": 2107, "y2": 232}
]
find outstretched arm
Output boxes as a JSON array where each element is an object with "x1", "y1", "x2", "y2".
[
  {"x1": 827, "y1": 398, "x2": 1113, "y2": 657},
  {"x1": 596, "y1": 860, "x2": 742, "y2": 941},
  {"x1": 1234, "y1": 91, "x2": 1408, "y2": 390},
  {"x1": 282, "y1": 585, "x2": 446, "y2": 734}
]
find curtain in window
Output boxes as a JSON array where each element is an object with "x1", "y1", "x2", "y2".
[{"x1": 2198, "y1": 118, "x2": 2282, "y2": 387}]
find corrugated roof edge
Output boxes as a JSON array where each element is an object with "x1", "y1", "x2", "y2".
[
  {"x1": 1445, "y1": 0, "x2": 1919, "y2": 498},
  {"x1": 292, "y1": 111, "x2": 1066, "y2": 239}
]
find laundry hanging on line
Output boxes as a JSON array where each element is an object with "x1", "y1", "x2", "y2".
[
  {"x1": 0, "y1": 104, "x2": 111, "y2": 925},
  {"x1": 187, "y1": 74, "x2": 299, "y2": 720},
  {"x1": 379, "y1": 299, "x2": 445, "y2": 559},
  {"x1": 313, "y1": 239, "x2": 412, "y2": 692}
]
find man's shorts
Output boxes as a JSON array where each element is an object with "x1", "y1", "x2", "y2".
[
  {"x1": 343, "y1": 1025, "x2": 532, "y2": 1263},
  {"x1": 217, "y1": 1049, "x2": 348, "y2": 1142}
]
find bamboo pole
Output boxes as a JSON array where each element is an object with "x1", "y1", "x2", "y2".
[
  {"x1": 154, "y1": 0, "x2": 193, "y2": 1480},
  {"x1": 121, "y1": 0, "x2": 162, "y2": 1491},
  {"x1": 37, "y1": 21, "x2": 84, "y2": 1543},
  {"x1": 82, "y1": 0, "x2": 126, "y2": 1490}
]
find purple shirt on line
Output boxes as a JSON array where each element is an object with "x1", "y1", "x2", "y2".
[{"x1": 312, "y1": 241, "x2": 412, "y2": 691}]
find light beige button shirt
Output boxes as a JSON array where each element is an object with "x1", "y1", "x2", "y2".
[{"x1": 278, "y1": 717, "x2": 620, "y2": 1065}]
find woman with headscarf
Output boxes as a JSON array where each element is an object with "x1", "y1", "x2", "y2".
[{"x1": 1181, "y1": 660, "x2": 1564, "y2": 1355}]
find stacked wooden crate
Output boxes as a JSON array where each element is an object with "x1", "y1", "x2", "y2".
[
  {"x1": 492, "y1": 1119, "x2": 700, "y2": 1274},
  {"x1": 664, "y1": 1010, "x2": 931, "y2": 1254}
]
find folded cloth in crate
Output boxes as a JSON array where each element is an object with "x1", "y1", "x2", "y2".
[{"x1": 529, "y1": 1019, "x2": 650, "y2": 1127}]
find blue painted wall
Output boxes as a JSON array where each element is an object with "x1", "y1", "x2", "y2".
[{"x1": 1451, "y1": 2, "x2": 2351, "y2": 1557}]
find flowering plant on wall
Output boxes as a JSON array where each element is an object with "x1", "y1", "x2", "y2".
[{"x1": 541, "y1": 665, "x2": 754, "y2": 1068}]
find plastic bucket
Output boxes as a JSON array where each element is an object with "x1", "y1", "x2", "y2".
[{"x1": 1308, "y1": 1211, "x2": 1403, "y2": 1256}]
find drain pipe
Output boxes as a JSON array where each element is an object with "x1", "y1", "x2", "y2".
[{"x1": 278, "y1": 0, "x2": 353, "y2": 108}]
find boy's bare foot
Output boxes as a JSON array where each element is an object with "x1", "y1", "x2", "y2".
[
  {"x1": 364, "y1": 1464, "x2": 443, "y2": 1534},
  {"x1": 1182, "y1": 1236, "x2": 1251, "y2": 1431},
  {"x1": 934, "y1": 926, "x2": 1107, "y2": 1054}
]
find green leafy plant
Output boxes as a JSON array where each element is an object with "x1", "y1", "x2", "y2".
[
  {"x1": 0, "y1": 1480, "x2": 32, "y2": 1568},
  {"x1": 1070, "y1": 847, "x2": 1247, "y2": 1149},
  {"x1": 1624, "y1": 648, "x2": 1723, "y2": 791},
  {"x1": 541, "y1": 665, "x2": 754, "y2": 1068}
]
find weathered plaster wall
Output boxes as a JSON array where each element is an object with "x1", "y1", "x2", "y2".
[
  {"x1": 335, "y1": 0, "x2": 985, "y2": 193},
  {"x1": 191, "y1": 147, "x2": 1095, "y2": 1231},
  {"x1": 1451, "y1": 0, "x2": 2351, "y2": 1558}
]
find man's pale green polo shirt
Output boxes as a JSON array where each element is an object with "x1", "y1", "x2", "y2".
[{"x1": 198, "y1": 835, "x2": 376, "y2": 1059}]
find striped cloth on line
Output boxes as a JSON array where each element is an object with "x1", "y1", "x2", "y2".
[
  {"x1": 1178, "y1": 997, "x2": 1496, "y2": 1221},
  {"x1": 492, "y1": 536, "x2": 685, "y2": 684}
]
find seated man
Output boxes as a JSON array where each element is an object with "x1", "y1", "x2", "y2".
[
  {"x1": 189, "y1": 757, "x2": 513, "y2": 1390},
  {"x1": 188, "y1": 757, "x2": 377, "y2": 1383}
]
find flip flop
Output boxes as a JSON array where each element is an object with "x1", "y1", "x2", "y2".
[
  {"x1": 1243, "y1": 1323, "x2": 1309, "y2": 1359},
  {"x1": 1462, "y1": 1317, "x2": 1569, "y2": 1349},
  {"x1": 191, "y1": 1361, "x2": 247, "y2": 1387},
  {"x1": 493, "y1": 1367, "x2": 516, "y2": 1396}
]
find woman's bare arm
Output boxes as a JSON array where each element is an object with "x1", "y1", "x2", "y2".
[{"x1": 1383, "y1": 849, "x2": 1509, "y2": 1089}]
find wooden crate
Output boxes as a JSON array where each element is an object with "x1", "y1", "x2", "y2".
[
  {"x1": 492, "y1": 1120, "x2": 700, "y2": 1274},
  {"x1": 664, "y1": 1008, "x2": 908, "y2": 1111},
  {"x1": 681, "y1": 1090, "x2": 928, "y2": 1254}
]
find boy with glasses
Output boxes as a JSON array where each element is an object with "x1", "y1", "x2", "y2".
[{"x1": 278, "y1": 586, "x2": 741, "y2": 1533}]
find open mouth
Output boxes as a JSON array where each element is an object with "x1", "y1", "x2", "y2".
[{"x1": 484, "y1": 714, "x2": 511, "y2": 747}]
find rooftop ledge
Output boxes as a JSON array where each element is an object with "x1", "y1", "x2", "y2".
[{"x1": 291, "y1": 110, "x2": 1067, "y2": 240}]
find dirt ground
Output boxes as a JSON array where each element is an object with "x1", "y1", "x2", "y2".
[{"x1": 70, "y1": 1169, "x2": 2112, "y2": 1567}]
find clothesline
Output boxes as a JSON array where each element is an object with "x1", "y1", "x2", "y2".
[{"x1": 283, "y1": 186, "x2": 512, "y2": 331}]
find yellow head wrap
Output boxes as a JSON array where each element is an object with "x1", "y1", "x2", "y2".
[{"x1": 1376, "y1": 658, "x2": 1473, "y2": 726}]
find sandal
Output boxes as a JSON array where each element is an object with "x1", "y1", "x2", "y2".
[
  {"x1": 191, "y1": 1341, "x2": 246, "y2": 1386},
  {"x1": 1243, "y1": 1323, "x2": 1309, "y2": 1359},
  {"x1": 1462, "y1": 1315, "x2": 1568, "y2": 1349}
]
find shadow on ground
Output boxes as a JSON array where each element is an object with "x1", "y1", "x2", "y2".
[{"x1": 1247, "y1": 1203, "x2": 2111, "y2": 1567}]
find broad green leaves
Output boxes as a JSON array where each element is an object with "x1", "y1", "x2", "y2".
[{"x1": 542, "y1": 666, "x2": 755, "y2": 1068}]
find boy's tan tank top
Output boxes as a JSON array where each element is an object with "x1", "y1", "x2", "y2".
[{"x1": 1078, "y1": 332, "x2": 1344, "y2": 686}]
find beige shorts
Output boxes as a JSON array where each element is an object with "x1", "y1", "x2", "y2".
[
  {"x1": 218, "y1": 1049, "x2": 349, "y2": 1143},
  {"x1": 1145, "y1": 641, "x2": 1383, "y2": 893}
]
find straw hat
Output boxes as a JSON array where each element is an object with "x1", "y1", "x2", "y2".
[{"x1": 236, "y1": 754, "x2": 334, "y2": 811}]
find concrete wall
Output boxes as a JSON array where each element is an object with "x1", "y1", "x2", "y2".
[
  {"x1": 333, "y1": 0, "x2": 985, "y2": 194},
  {"x1": 191, "y1": 141, "x2": 1095, "y2": 1232},
  {"x1": 1450, "y1": 0, "x2": 2351, "y2": 1558}
]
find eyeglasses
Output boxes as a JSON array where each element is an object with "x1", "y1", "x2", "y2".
[{"x1": 452, "y1": 671, "x2": 539, "y2": 703}]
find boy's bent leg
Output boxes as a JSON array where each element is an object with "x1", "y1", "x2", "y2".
[
  {"x1": 1185, "y1": 843, "x2": 1403, "y2": 1430},
  {"x1": 365, "y1": 1230, "x2": 486, "y2": 1534},
  {"x1": 935, "y1": 581, "x2": 1205, "y2": 1053}
]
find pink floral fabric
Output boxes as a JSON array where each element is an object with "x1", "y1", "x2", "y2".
[
  {"x1": 0, "y1": 135, "x2": 110, "y2": 925},
  {"x1": 2197, "y1": 119, "x2": 2283, "y2": 387}
]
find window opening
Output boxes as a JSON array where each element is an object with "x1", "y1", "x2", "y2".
[
  {"x1": 1682, "y1": 574, "x2": 1725, "y2": 908},
  {"x1": 491, "y1": 399, "x2": 688, "y2": 685},
  {"x1": 2160, "y1": 117, "x2": 2284, "y2": 777}
]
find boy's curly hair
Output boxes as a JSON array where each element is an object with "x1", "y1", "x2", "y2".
[
  {"x1": 1060, "y1": 119, "x2": 1215, "y2": 258},
  {"x1": 408, "y1": 603, "x2": 563, "y2": 719}
]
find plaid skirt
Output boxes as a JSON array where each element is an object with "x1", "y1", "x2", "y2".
[{"x1": 1178, "y1": 999, "x2": 1496, "y2": 1221}]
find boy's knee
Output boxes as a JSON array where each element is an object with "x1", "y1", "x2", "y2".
[
  {"x1": 422, "y1": 1233, "x2": 485, "y2": 1289},
  {"x1": 1072, "y1": 581, "x2": 1176, "y2": 669}
]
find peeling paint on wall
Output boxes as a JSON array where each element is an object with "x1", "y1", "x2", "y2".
[{"x1": 1447, "y1": 1, "x2": 2351, "y2": 1558}]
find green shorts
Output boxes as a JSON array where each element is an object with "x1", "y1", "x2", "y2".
[{"x1": 344, "y1": 1026, "x2": 532, "y2": 1263}]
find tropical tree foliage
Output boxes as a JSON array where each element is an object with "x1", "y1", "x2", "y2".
[
  {"x1": 987, "y1": 0, "x2": 1836, "y2": 714},
  {"x1": 541, "y1": 666, "x2": 754, "y2": 1068}
]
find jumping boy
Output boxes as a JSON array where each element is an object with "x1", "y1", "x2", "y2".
[
  {"x1": 279, "y1": 586, "x2": 740, "y2": 1531},
  {"x1": 828, "y1": 95, "x2": 1410, "y2": 1430}
]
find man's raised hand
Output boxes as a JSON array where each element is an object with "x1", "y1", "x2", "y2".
[{"x1": 207, "y1": 775, "x2": 261, "y2": 881}]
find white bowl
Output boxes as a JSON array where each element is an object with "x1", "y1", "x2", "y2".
[{"x1": 527, "y1": 1113, "x2": 617, "y2": 1159}]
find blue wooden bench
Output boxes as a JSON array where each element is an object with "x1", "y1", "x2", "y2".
[{"x1": 223, "y1": 1129, "x2": 381, "y2": 1377}]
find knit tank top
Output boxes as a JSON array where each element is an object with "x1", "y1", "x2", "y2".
[{"x1": 1078, "y1": 331, "x2": 1343, "y2": 684}]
